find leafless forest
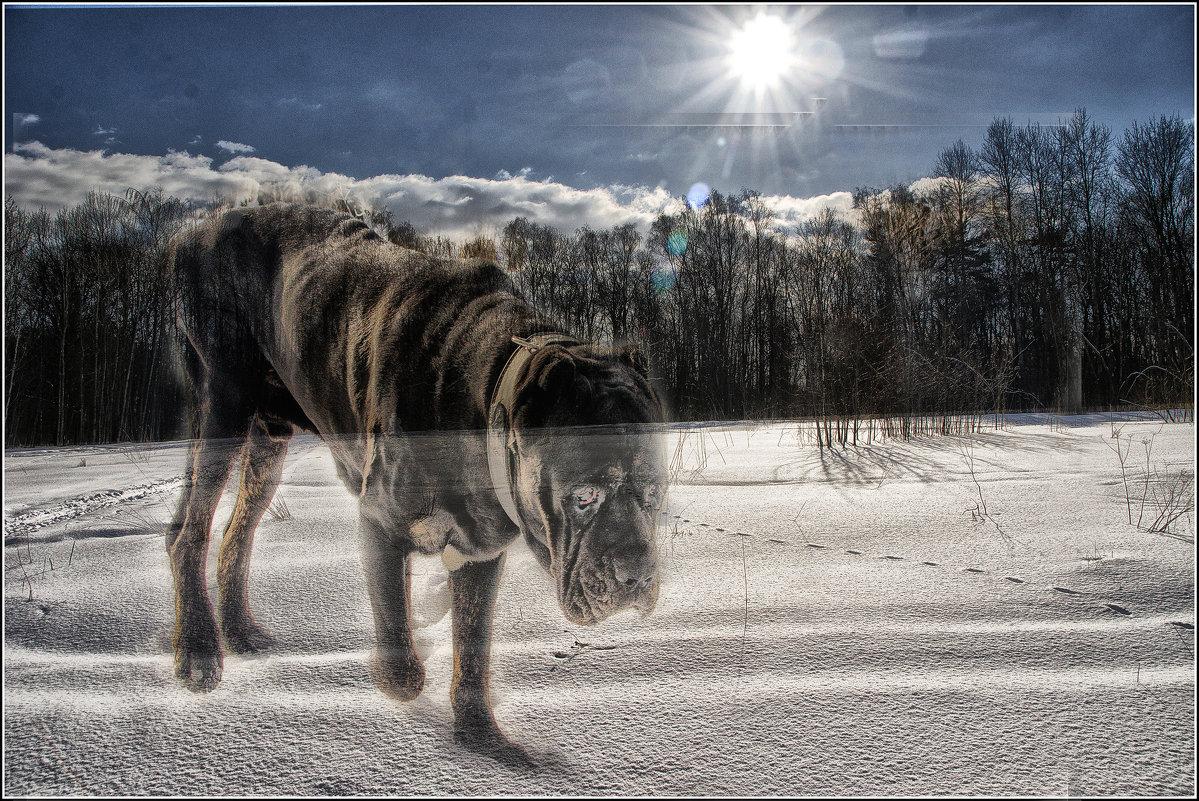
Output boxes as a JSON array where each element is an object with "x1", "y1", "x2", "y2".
[{"x1": 4, "y1": 111, "x2": 1193, "y2": 447}]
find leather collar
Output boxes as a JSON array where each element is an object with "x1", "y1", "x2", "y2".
[{"x1": 486, "y1": 332, "x2": 580, "y2": 530}]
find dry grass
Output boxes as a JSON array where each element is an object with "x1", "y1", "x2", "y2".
[{"x1": 266, "y1": 496, "x2": 293, "y2": 522}]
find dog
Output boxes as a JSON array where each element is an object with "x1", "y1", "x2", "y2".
[{"x1": 167, "y1": 203, "x2": 666, "y2": 763}]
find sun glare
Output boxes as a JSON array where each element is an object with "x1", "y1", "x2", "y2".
[{"x1": 728, "y1": 14, "x2": 794, "y2": 89}]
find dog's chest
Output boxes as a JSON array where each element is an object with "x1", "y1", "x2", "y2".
[
  {"x1": 407, "y1": 509, "x2": 457, "y2": 553},
  {"x1": 407, "y1": 508, "x2": 486, "y2": 571}
]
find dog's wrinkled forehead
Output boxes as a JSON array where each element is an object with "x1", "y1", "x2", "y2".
[{"x1": 524, "y1": 424, "x2": 666, "y2": 481}]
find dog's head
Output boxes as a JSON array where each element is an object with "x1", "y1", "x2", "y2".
[{"x1": 506, "y1": 343, "x2": 666, "y2": 625}]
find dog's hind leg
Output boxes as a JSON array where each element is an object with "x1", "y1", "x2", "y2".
[
  {"x1": 168, "y1": 371, "x2": 253, "y2": 693},
  {"x1": 217, "y1": 414, "x2": 292, "y2": 654},
  {"x1": 360, "y1": 516, "x2": 426, "y2": 702}
]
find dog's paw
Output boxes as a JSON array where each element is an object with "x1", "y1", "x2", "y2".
[
  {"x1": 175, "y1": 647, "x2": 223, "y2": 693},
  {"x1": 454, "y1": 714, "x2": 536, "y2": 769},
  {"x1": 221, "y1": 617, "x2": 277, "y2": 655},
  {"x1": 369, "y1": 647, "x2": 426, "y2": 701}
]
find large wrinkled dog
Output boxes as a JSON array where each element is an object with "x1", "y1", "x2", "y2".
[{"x1": 168, "y1": 203, "x2": 665, "y2": 762}]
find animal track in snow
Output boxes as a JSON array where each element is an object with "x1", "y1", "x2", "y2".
[
  {"x1": 3, "y1": 476, "x2": 183, "y2": 539},
  {"x1": 679, "y1": 514, "x2": 1137, "y2": 621}
]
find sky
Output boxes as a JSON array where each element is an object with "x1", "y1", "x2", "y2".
[{"x1": 4, "y1": 3, "x2": 1196, "y2": 238}]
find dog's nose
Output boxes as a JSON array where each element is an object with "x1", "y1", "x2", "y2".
[{"x1": 612, "y1": 548, "x2": 656, "y2": 592}]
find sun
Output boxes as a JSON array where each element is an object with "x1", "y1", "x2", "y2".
[{"x1": 727, "y1": 14, "x2": 794, "y2": 89}]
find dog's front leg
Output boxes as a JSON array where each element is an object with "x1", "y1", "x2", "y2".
[
  {"x1": 359, "y1": 515, "x2": 426, "y2": 701},
  {"x1": 449, "y1": 553, "x2": 533, "y2": 766},
  {"x1": 168, "y1": 432, "x2": 246, "y2": 692}
]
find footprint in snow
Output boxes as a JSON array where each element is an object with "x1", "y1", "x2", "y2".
[
  {"x1": 846, "y1": 550, "x2": 862, "y2": 555},
  {"x1": 965, "y1": 568, "x2": 985, "y2": 574},
  {"x1": 883, "y1": 555, "x2": 904, "y2": 561},
  {"x1": 1054, "y1": 586, "x2": 1081, "y2": 595},
  {"x1": 806, "y1": 543, "x2": 826, "y2": 549},
  {"x1": 922, "y1": 561, "x2": 938, "y2": 566},
  {"x1": 1168, "y1": 621, "x2": 1194, "y2": 630},
  {"x1": 1005, "y1": 577, "x2": 1025, "y2": 584},
  {"x1": 1105, "y1": 604, "x2": 1131, "y2": 616}
]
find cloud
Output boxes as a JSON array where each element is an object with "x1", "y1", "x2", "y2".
[
  {"x1": 93, "y1": 125, "x2": 117, "y2": 136},
  {"x1": 14, "y1": 113, "x2": 41, "y2": 128},
  {"x1": 907, "y1": 176, "x2": 951, "y2": 197},
  {"x1": 758, "y1": 191, "x2": 857, "y2": 230},
  {"x1": 4, "y1": 142, "x2": 258, "y2": 213},
  {"x1": 3, "y1": 143, "x2": 858, "y2": 242},
  {"x1": 216, "y1": 140, "x2": 256, "y2": 154},
  {"x1": 276, "y1": 97, "x2": 323, "y2": 112}
]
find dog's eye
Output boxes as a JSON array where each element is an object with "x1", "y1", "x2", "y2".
[
  {"x1": 575, "y1": 487, "x2": 599, "y2": 508},
  {"x1": 644, "y1": 486, "x2": 662, "y2": 509}
]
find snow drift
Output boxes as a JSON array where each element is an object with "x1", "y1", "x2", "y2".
[{"x1": 3, "y1": 416, "x2": 1194, "y2": 795}]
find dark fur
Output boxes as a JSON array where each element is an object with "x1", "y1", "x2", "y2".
[{"x1": 167, "y1": 203, "x2": 664, "y2": 763}]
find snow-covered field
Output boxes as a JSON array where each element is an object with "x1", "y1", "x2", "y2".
[{"x1": 4, "y1": 415, "x2": 1195, "y2": 796}]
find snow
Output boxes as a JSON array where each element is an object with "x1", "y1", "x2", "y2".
[{"x1": 4, "y1": 416, "x2": 1195, "y2": 795}]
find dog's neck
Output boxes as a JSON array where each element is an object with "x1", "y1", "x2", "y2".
[{"x1": 486, "y1": 332, "x2": 580, "y2": 531}]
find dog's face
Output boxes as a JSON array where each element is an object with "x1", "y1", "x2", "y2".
[{"x1": 510, "y1": 344, "x2": 666, "y2": 625}]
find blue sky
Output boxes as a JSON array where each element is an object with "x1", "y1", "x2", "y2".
[{"x1": 4, "y1": 3, "x2": 1195, "y2": 236}]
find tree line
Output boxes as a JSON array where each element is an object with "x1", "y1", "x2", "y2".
[
  {"x1": 497, "y1": 111, "x2": 1193, "y2": 424},
  {"x1": 3, "y1": 111, "x2": 1193, "y2": 446},
  {"x1": 5, "y1": 189, "x2": 195, "y2": 447}
]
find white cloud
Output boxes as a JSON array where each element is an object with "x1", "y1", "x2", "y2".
[
  {"x1": 4, "y1": 142, "x2": 258, "y2": 213},
  {"x1": 276, "y1": 97, "x2": 323, "y2": 112},
  {"x1": 12, "y1": 112, "x2": 40, "y2": 133},
  {"x1": 759, "y1": 191, "x2": 857, "y2": 230},
  {"x1": 216, "y1": 140, "x2": 256, "y2": 154},
  {"x1": 93, "y1": 125, "x2": 117, "y2": 136},
  {"x1": 907, "y1": 175, "x2": 951, "y2": 198},
  {"x1": 3, "y1": 142, "x2": 859, "y2": 243}
]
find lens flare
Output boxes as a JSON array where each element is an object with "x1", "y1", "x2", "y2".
[
  {"x1": 799, "y1": 37, "x2": 844, "y2": 81},
  {"x1": 652, "y1": 265, "x2": 678, "y2": 293},
  {"x1": 666, "y1": 232, "x2": 688, "y2": 256},
  {"x1": 686, "y1": 182, "x2": 710, "y2": 209}
]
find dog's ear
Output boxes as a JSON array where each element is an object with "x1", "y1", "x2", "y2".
[
  {"x1": 535, "y1": 345, "x2": 577, "y2": 394},
  {"x1": 515, "y1": 344, "x2": 578, "y2": 428},
  {"x1": 617, "y1": 344, "x2": 650, "y2": 380}
]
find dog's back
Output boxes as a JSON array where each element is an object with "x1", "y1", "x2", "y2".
[{"x1": 174, "y1": 203, "x2": 551, "y2": 440}]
